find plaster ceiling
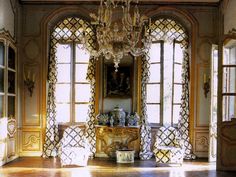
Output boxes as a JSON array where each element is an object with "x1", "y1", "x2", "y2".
[{"x1": 19, "y1": 0, "x2": 220, "y2": 4}]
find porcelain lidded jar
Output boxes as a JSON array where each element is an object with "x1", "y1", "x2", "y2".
[{"x1": 112, "y1": 106, "x2": 126, "y2": 126}]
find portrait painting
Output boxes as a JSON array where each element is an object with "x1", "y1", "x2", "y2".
[{"x1": 104, "y1": 65, "x2": 132, "y2": 97}]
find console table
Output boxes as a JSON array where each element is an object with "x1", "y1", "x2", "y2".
[{"x1": 95, "y1": 125, "x2": 140, "y2": 158}]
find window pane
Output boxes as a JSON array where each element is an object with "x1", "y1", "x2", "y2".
[
  {"x1": 8, "y1": 71, "x2": 15, "y2": 94},
  {"x1": 76, "y1": 44, "x2": 90, "y2": 62},
  {"x1": 75, "y1": 84, "x2": 90, "y2": 102},
  {"x1": 56, "y1": 44, "x2": 71, "y2": 63},
  {"x1": 149, "y1": 64, "x2": 160, "y2": 83},
  {"x1": 213, "y1": 49, "x2": 218, "y2": 70},
  {"x1": 8, "y1": 47, "x2": 15, "y2": 69},
  {"x1": 163, "y1": 42, "x2": 174, "y2": 124},
  {"x1": 174, "y1": 84, "x2": 182, "y2": 103},
  {"x1": 150, "y1": 43, "x2": 160, "y2": 62},
  {"x1": 223, "y1": 96, "x2": 236, "y2": 121},
  {"x1": 55, "y1": 84, "x2": 70, "y2": 102},
  {"x1": 174, "y1": 64, "x2": 182, "y2": 83},
  {"x1": 223, "y1": 67, "x2": 236, "y2": 93},
  {"x1": 75, "y1": 64, "x2": 88, "y2": 82},
  {"x1": 8, "y1": 96, "x2": 15, "y2": 118},
  {"x1": 0, "y1": 42, "x2": 4, "y2": 66},
  {"x1": 223, "y1": 47, "x2": 236, "y2": 65},
  {"x1": 174, "y1": 43, "x2": 183, "y2": 63},
  {"x1": 147, "y1": 84, "x2": 160, "y2": 103},
  {"x1": 0, "y1": 69, "x2": 4, "y2": 93},
  {"x1": 56, "y1": 103, "x2": 70, "y2": 123},
  {"x1": 57, "y1": 64, "x2": 71, "y2": 83},
  {"x1": 147, "y1": 104, "x2": 160, "y2": 124},
  {"x1": 0, "y1": 96, "x2": 3, "y2": 117},
  {"x1": 173, "y1": 105, "x2": 181, "y2": 124},
  {"x1": 75, "y1": 104, "x2": 89, "y2": 122}
]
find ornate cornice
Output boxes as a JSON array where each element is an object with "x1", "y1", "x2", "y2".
[{"x1": 0, "y1": 28, "x2": 15, "y2": 43}]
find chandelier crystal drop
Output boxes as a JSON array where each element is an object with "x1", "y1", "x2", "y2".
[{"x1": 83, "y1": 0, "x2": 152, "y2": 71}]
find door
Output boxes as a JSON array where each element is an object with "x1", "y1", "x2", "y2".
[
  {"x1": 209, "y1": 45, "x2": 218, "y2": 162},
  {"x1": 217, "y1": 37, "x2": 236, "y2": 171}
]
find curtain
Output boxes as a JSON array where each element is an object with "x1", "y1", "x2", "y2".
[
  {"x1": 150, "y1": 18, "x2": 195, "y2": 159},
  {"x1": 43, "y1": 42, "x2": 59, "y2": 158},
  {"x1": 85, "y1": 57, "x2": 97, "y2": 157},
  {"x1": 178, "y1": 50, "x2": 196, "y2": 159},
  {"x1": 139, "y1": 54, "x2": 153, "y2": 160},
  {"x1": 43, "y1": 17, "x2": 95, "y2": 157}
]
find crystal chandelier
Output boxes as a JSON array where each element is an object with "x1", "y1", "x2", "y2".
[{"x1": 84, "y1": 0, "x2": 152, "y2": 71}]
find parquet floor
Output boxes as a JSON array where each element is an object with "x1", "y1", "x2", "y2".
[{"x1": 0, "y1": 157, "x2": 236, "y2": 177}]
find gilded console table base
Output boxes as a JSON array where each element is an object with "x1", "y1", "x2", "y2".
[{"x1": 95, "y1": 126, "x2": 140, "y2": 158}]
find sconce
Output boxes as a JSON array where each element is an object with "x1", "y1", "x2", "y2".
[
  {"x1": 203, "y1": 74, "x2": 210, "y2": 98},
  {"x1": 24, "y1": 71, "x2": 35, "y2": 97}
]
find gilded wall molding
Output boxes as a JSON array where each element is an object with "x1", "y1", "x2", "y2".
[{"x1": 22, "y1": 62, "x2": 41, "y2": 126}]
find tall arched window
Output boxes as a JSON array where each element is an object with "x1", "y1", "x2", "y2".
[
  {"x1": 50, "y1": 17, "x2": 95, "y2": 124},
  {"x1": 147, "y1": 18, "x2": 188, "y2": 126}
]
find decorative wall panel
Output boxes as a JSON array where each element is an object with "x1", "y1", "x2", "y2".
[
  {"x1": 196, "y1": 64, "x2": 210, "y2": 127},
  {"x1": 23, "y1": 7, "x2": 45, "y2": 36},
  {"x1": 192, "y1": 10, "x2": 215, "y2": 37},
  {"x1": 24, "y1": 39, "x2": 40, "y2": 60},
  {"x1": 197, "y1": 39, "x2": 212, "y2": 63},
  {"x1": 194, "y1": 131, "x2": 209, "y2": 152},
  {"x1": 22, "y1": 131, "x2": 41, "y2": 151},
  {"x1": 23, "y1": 63, "x2": 40, "y2": 126}
]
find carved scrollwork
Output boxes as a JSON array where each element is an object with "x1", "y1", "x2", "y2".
[
  {"x1": 7, "y1": 117, "x2": 16, "y2": 138},
  {"x1": 95, "y1": 126, "x2": 140, "y2": 157},
  {"x1": 23, "y1": 135, "x2": 40, "y2": 150},
  {"x1": 196, "y1": 135, "x2": 209, "y2": 152}
]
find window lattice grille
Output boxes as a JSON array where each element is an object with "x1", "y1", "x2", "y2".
[
  {"x1": 151, "y1": 18, "x2": 188, "y2": 48},
  {"x1": 51, "y1": 17, "x2": 96, "y2": 50}
]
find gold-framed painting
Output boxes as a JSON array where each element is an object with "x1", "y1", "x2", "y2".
[{"x1": 104, "y1": 65, "x2": 132, "y2": 98}]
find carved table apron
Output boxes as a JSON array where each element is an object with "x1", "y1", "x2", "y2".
[{"x1": 95, "y1": 125, "x2": 140, "y2": 158}]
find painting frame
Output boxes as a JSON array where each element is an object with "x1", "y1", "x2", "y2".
[{"x1": 104, "y1": 64, "x2": 132, "y2": 98}]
